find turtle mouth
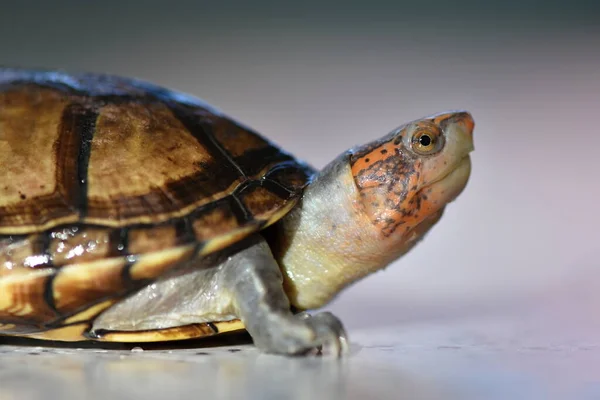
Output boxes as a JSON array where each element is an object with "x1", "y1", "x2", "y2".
[{"x1": 422, "y1": 155, "x2": 472, "y2": 203}]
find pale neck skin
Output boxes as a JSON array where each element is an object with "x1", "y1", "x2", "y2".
[
  {"x1": 268, "y1": 153, "x2": 443, "y2": 310},
  {"x1": 269, "y1": 111, "x2": 474, "y2": 310}
]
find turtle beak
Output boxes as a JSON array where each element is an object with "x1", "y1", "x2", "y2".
[{"x1": 453, "y1": 111, "x2": 475, "y2": 153}]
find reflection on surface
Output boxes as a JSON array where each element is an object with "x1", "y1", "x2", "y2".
[
  {"x1": 1, "y1": 316, "x2": 599, "y2": 400},
  {"x1": 0, "y1": 341, "x2": 397, "y2": 400}
]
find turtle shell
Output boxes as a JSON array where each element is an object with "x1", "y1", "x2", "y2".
[{"x1": 0, "y1": 68, "x2": 312, "y2": 341}]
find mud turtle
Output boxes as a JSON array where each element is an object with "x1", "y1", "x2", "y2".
[{"x1": 0, "y1": 68, "x2": 474, "y2": 356}]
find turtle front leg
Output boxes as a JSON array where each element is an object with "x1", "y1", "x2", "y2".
[{"x1": 222, "y1": 235, "x2": 349, "y2": 356}]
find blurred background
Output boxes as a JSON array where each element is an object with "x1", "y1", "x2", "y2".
[
  {"x1": 1, "y1": 0, "x2": 599, "y2": 328},
  {"x1": 0, "y1": 1, "x2": 599, "y2": 397}
]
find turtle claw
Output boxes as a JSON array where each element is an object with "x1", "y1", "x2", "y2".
[
  {"x1": 252, "y1": 311, "x2": 349, "y2": 357},
  {"x1": 302, "y1": 311, "x2": 349, "y2": 357}
]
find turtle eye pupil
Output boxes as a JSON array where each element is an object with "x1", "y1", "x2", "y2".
[{"x1": 419, "y1": 135, "x2": 432, "y2": 147}]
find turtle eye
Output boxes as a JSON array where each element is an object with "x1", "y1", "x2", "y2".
[{"x1": 411, "y1": 128, "x2": 444, "y2": 156}]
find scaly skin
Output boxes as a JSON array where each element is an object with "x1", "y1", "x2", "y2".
[{"x1": 270, "y1": 111, "x2": 475, "y2": 310}]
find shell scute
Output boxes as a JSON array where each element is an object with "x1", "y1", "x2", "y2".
[
  {"x1": 51, "y1": 258, "x2": 130, "y2": 315},
  {"x1": 0, "y1": 68, "x2": 313, "y2": 339}
]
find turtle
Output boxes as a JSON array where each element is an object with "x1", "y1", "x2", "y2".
[{"x1": 0, "y1": 67, "x2": 475, "y2": 356}]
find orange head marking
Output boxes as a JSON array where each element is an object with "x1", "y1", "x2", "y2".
[{"x1": 350, "y1": 111, "x2": 474, "y2": 238}]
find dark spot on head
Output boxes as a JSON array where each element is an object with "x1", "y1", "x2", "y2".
[
  {"x1": 40, "y1": 185, "x2": 45, "y2": 189},
  {"x1": 19, "y1": 193, "x2": 26, "y2": 200},
  {"x1": 365, "y1": 158, "x2": 370, "y2": 163},
  {"x1": 380, "y1": 149, "x2": 388, "y2": 155}
]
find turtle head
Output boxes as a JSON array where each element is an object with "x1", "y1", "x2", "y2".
[
  {"x1": 350, "y1": 110, "x2": 474, "y2": 242},
  {"x1": 272, "y1": 111, "x2": 474, "y2": 310}
]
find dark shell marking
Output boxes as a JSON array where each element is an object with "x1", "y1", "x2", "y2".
[{"x1": 0, "y1": 68, "x2": 313, "y2": 337}]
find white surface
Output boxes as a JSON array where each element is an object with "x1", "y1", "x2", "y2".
[{"x1": 1, "y1": 303, "x2": 598, "y2": 400}]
